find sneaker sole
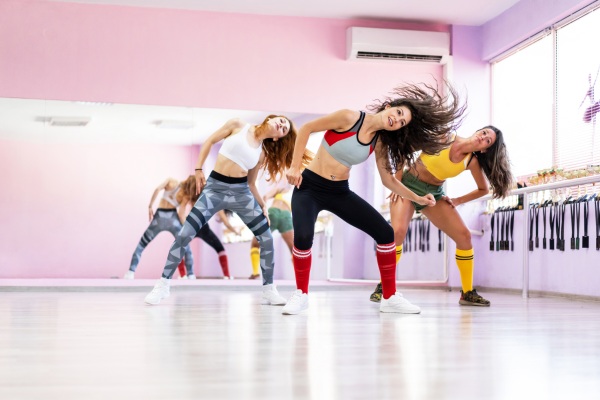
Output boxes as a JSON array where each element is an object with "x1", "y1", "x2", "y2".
[
  {"x1": 459, "y1": 300, "x2": 490, "y2": 307},
  {"x1": 369, "y1": 297, "x2": 381, "y2": 303},
  {"x1": 261, "y1": 299, "x2": 286, "y2": 306},
  {"x1": 144, "y1": 293, "x2": 169, "y2": 305},
  {"x1": 282, "y1": 306, "x2": 308, "y2": 315}
]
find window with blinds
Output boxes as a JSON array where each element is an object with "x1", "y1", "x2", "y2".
[
  {"x1": 492, "y1": 35, "x2": 553, "y2": 178},
  {"x1": 492, "y1": 5, "x2": 600, "y2": 178},
  {"x1": 555, "y1": 9, "x2": 600, "y2": 171}
]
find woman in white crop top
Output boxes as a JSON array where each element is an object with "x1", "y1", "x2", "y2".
[
  {"x1": 125, "y1": 176, "x2": 197, "y2": 279},
  {"x1": 144, "y1": 115, "x2": 310, "y2": 306}
]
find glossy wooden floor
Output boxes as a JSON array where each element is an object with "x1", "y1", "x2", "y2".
[{"x1": 1, "y1": 284, "x2": 599, "y2": 400}]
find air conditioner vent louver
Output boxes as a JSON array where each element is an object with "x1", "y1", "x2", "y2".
[
  {"x1": 347, "y1": 27, "x2": 450, "y2": 64},
  {"x1": 356, "y1": 51, "x2": 444, "y2": 63}
]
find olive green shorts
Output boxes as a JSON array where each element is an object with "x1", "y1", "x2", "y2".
[
  {"x1": 268, "y1": 207, "x2": 293, "y2": 233},
  {"x1": 401, "y1": 172, "x2": 445, "y2": 212}
]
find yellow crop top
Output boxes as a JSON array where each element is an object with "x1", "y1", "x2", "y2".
[
  {"x1": 273, "y1": 193, "x2": 292, "y2": 209},
  {"x1": 419, "y1": 146, "x2": 473, "y2": 181}
]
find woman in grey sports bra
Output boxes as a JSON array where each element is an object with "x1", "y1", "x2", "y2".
[{"x1": 281, "y1": 82, "x2": 466, "y2": 316}]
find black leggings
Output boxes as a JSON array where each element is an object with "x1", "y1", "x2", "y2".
[
  {"x1": 292, "y1": 169, "x2": 393, "y2": 250},
  {"x1": 195, "y1": 224, "x2": 225, "y2": 253}
]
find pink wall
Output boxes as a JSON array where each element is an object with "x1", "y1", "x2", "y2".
[
  {"x1": 0, "y1": 138, "x2": 198, "y2": 278},
  {"x1": 0, "y1": 0, "x2": 446, "y2": 114},
  {"x1": 0, "y1": 0, "x2": 449, "y2": 279}
]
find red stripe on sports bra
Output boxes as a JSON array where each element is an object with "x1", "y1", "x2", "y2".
[{"x1": 324, "y1": 130, "x2": 356, "y2": 146}]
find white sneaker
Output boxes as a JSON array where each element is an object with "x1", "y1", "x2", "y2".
[
  {"x1": 123, "y1": 270, "x2": 134, "y2": 279},
  {"x1": 380, "y1": 292, "x2": 421, "y2": 314},
  {"x1": 187, "y1": 274, "x2": 196, "y2": 280},
  {"x1": 178, "y1": 275, "x2": 187, "y2": 280},
  {"x1": 261, "y1": 284, "x2": 287, "y2": 306},
  {"x1": 281, "y1": 289, "x2": 308, "y2": 315},
  {"x1": 144, "y1": 278, "x2": 170, "y2": 305},
  {"x1": 223, "y1": 276, "x2": 234, "y2": 280}
]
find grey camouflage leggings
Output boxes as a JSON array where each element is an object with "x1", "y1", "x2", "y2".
[
  {"x1": 161, "y1": 171, "x2": 274, "y2": 284},
  {"x1": 129, "y1": 209, "x2": 194, "y2": 274}
]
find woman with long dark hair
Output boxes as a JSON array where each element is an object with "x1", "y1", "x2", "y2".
[
  {"x1": 369, "y1": 126, "x2": 513, "y2": 307},
  {"x1": 282, "y1": 83, "x2": 466, "y2": 315}
]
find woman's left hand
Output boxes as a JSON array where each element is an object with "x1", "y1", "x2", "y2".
[
  {"x1": 387, "y1": 192, "x2": 400, "y2": 203},
  {"x1": 442, "y1": 195, "x2": 457, "y2": 208},
  {"x1": 262, "y1": 205, "x2": 271, "y2": 226}
]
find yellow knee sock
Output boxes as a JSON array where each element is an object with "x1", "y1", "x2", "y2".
[
  {"x1": 396, "y1": 245, "x2": 403, "y2": 264},
  {"x1": 455, "y1": 248, "x2": 474, "y2": 292},
  {"x1": 250, "y1": 247, "x2": 260, "y2": 275}
]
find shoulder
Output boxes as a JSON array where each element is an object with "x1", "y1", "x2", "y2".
[
  {"x1": 224, "y1": 118, "x2": 246, "y2": 132},
  {"x1": 164, "y1": 178, "x2": 178, "y2": 190},
  {"x1": 309, "y1": 109, "x2": 360, "y2": 132}
]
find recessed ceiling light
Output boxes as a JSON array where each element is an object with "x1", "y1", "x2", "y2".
[
  {"x1": 153, "y1": 120, "x2": 195, "y2": 130},
  {"x1": 35, "y1": 116, "x2": 91, "y2": 127}
]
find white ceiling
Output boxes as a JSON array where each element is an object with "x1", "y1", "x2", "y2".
[
  {"x1": 4, "y1": 1, "x2": 521, "y2": 144},
  {"x1": 50, "y1": 0, "x2": 521, "y2": 26}
]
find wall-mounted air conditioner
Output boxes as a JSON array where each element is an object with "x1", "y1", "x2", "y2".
[{"x1": 346, "y1": 27, "x2": 450, "y2": 64}]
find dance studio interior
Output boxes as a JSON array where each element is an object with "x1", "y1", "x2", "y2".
[{"x1": 1, "y1": 0, "x2": 600, "y2": 399}]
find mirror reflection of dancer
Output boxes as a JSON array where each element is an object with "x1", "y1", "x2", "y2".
[
  {"x1": 176, "y1": 210, "x2": 240, "y2": 280},
  {"x1": 282, "y1": 83, "x2": 466, "y2": 315},
  {"x1": 124, "y1": 176, "x2": 198, "y2": 280},
  {"x1": 249, "y1": 182, "x2": 294, "y2": 280},
  {"x1": 369, "y1": 127, "x2": 513, "y2": 306},
  {"x1": 145, "y1": 115, "x2": 310, "y2": 305}
]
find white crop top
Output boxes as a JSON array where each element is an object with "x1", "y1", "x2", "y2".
[
  {"x1": 162, "y1": 185, "x2": 181, "y2": 207},
  {"x1": 218, "y1": 124, "x2": 262, "y2": 171}
]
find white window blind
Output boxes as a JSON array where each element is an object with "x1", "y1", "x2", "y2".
[
  {"x1": 492, "y1": 35, "x2": 553, "y2": 178},
  {"x1": 555, "y1": 9, "x2": 600, "y2": 170}
]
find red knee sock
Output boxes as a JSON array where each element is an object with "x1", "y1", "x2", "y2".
[
  {"x1": 376, "y1": 242, "x2": 397, "y2": 299},
  {"x1": 177, "y1": 259, "x2": 186, "y2": 277},
  {"x1": 218, "y1": 252, "x2": 230, "y2": 278},
  {"x1": 292, "y1": 246, "x2": 312, "y2": 294}
]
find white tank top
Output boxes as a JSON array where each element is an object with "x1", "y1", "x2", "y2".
[{"x1": 218, "y1": 124, "x2": 262, "y2": 171}]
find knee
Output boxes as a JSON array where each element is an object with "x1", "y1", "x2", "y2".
[
  {"x1": 455, "y1": 229, "x2": 472, "y2": 248},
  {"x1": 393, "y1": 225, "x2": 408, "y2": 244},
  {"x1": 293, "y1": 230, "x2": 313, "y2": 250},
  {"x1": 375, "y1": 224, "x2": 394, "y2": 245}
]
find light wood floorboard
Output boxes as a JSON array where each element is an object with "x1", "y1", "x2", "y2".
[{"x1": 1, "y1": 286, "x2": 599, "y2": 400}]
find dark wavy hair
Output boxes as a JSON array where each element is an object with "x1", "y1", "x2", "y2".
[
  {"x1": 257, "y1": 115, "x2": 312, "y2": 181},
  {"x1": 368, "y1": 82, "x2": 466, "y2": 173},
  {"x1": 473, "y1": 125, "x2": 513, "y2": 198}
]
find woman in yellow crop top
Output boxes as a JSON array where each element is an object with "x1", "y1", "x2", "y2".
[{"x1": 370, "y1": 126, "x2": 513, "y2": 307}]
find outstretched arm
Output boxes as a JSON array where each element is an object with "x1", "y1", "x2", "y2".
[
  {"x1": 247, "y1": 153, "x2": 268, "y2": 221},
  {"x1": 444, "y1": 156, "x2": 490, "y2": 208},
  {"x1": 287, "y1": 109, "x2": 358, "y2": 188},
  {"x1": 194, "y1": 118, "x2": 244, "y2": 194},
  {"x1": 217, "y1": 210, "x2": 241, "y2": 235}
]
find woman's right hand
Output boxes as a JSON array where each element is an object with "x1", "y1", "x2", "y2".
[
  {"x1": 416, "y1": 193, "x2": 436, "y2": 207},
  {"x1": 195, "y1": 170, "x2": 206, "y2": 195},
  {"x1": 148, "y1": 207, "x2": 154, "y2": 222},
  {"x1": 286, "y1": 167, "x2": 302, "y2": 189}
]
